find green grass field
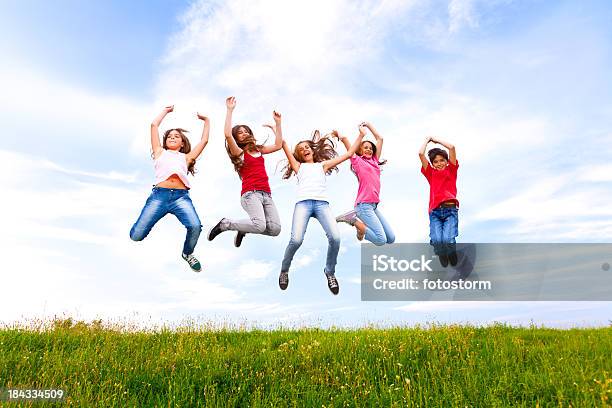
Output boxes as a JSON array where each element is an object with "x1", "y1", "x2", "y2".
[{"x1": 0, "y1": 319, "x2": 610, "y2": 407}]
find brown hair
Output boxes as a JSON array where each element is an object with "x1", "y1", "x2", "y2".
[
  {"x1": 427, "y1": 147, "x2": 448, "y2": 164},
  {"x1": 282, "y1": 130, "x2": 339, "y2": 179},
  {"x1": 161, "y1": 128, "x2": 195, "y2": 175},
  {"x1": 226, "y1": 125, "x2": 265, "y2": 177},
  {"x1": 351, "y1": 141, "x2": 387, "y2": 177}
]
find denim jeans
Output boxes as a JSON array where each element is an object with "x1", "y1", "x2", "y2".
[
  {"x1": 281, "y1": 200, "x2": 340, "y2": 276},
  {"x1": 429, "y1": 206, "x2": 459, "y2": 256},
  {"x1": 130, "y1": 187, "x2": 202, "y2": 255},
  {"x1": 355, "y1": 203, "x2": 395, "y2": 246},
  {"x1": 222, "y1": 191, "x2": 281, "y2": 236}
]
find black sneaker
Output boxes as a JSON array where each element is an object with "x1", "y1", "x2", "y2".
[
  {"x1": 326, "y1": 273, "x2": 339, "y2": 295},
  {"x1": 234, "y1": 231, "x2": 246, "y2": 248},
  {"x1": 279, "y1": 271, "x2": 289, "y2": 290},
  {"x1": 439, "y1": 254, "x2": 449, "y2": 268},
  {"x1": 448, "y1": 251, "x2": 458, "y2": 266},
  {"x1": 207, "y1": 218, "x2": 226, "y2": 241}
]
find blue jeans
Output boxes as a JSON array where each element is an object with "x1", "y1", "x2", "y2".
[
  {"x1": 355, "y1": 203, "x2": 395, "y2": 246},
  {"x1": 281, "y1": 200, "x2": 340, "y2": 276},
  {"x1": 130, "y1": 187, "x2": 202, "y2": 255},
  {"x1": 429, "y1": 206, "x2": 458, "y2": 256}
]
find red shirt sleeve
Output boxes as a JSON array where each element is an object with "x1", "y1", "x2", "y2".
[{"x1": 421, "y1": 163, "x2": 432, "y2": 182}]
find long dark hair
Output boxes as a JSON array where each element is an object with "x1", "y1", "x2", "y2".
[
  {"x1": 282, "y1": 130, "x2": 339, "y2": 179},
  {"x1": 157, "y1": 128, "x2": 195, "y2": 175},
  {"x1": 226, "y1": 125, "x2": 265, "y2": 177},
  {"x1": 350, "y1": 140, "x2": 387, "y2": 176}
]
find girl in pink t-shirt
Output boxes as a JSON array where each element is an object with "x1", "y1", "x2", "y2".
[{"x1": 336, "y1": 122, "x2": 395, "y2": 246}]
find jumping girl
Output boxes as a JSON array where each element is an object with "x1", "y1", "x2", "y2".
[
  {"x1": 130, "y1": 105, "x2": 209, "y2": 272},
  {"x1": 279, "y1": 126, "x2": 366, "y2": 295},
  {"x1": 335, "y1": 122, "x2": 395, "y2": 246},
  {"x1": 207, "y1": 96, "x2": 283, "y2": 247}
]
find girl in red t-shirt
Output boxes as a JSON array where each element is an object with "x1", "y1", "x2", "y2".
[
  {"x1": 207, "y1": 97, "x2": 283, "y2": 247},
  {"x1": 418, "y1": 136, "x2": 459, "y2": 266}
]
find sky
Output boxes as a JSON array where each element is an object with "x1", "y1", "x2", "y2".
[{"x1": 1, "y1": 0, "x2": 611, "y2": 329}]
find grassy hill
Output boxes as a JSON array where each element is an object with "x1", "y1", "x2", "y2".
[{"x1": 1, "y1": 319, "x2": 610, "y2": 406}]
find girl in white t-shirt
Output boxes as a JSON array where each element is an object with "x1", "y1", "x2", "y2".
[{"x1": 279, "y1": 126, "x2": 365, "y2": 294}]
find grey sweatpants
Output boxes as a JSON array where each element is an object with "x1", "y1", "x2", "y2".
[{"x1": 222, "y1": 191, "x2": 281, "y2": 235}]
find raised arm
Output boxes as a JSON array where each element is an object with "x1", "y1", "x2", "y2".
[
  {"x1": 332, "y1": 129, "x2": 351, "y2": 151},
  {"x1": 151, "y1": 105, "x2": 173, "y2": 159},
  {"x1": 282, "y1": 140, "x2": 300, "y2": 174},
  {"x1": 418, "y1": 136, "x2": 431, "y2": 169},
  {"x1": 431, "y1": 137, "x2": 456, "y2": 165},
  {"x1": 364, "y1": 121, "x2": 384, "y2": 158},
  {"x1": 186, "y1": 113, "x2": 210, "y2": 163},
  {"x1": 260, "y1": 110, "x2": 283, "y2": 154},
  {"x1": 224, "y1": 96, "x2": 243, "y2": 157},
  {"x1": 322, "y1": 124, "x2": 366, "y2": 172}
]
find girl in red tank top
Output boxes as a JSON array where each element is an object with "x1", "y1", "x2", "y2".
[{"x1": 207, "y1": 96, "x2": 283, "y2": 247}]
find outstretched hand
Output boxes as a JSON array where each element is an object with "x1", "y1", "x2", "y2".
[
  {"x1": 164, "y1": 105, "x2": 174, "y2": 113},
  {"x1": 226, "y1": 96, "x2": 236, "y2": 110},
  {"x1": 358, "y1": 123, "x2": 367, "y2": 137},
  {"x1": 196, "y1": 112, "x2": 209, "y2": 121},
  {"x1": 272, "y1": 110, "x2": 281, "y2": 123}
]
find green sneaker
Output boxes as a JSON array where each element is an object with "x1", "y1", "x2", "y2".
[{"x1": 182, "y1": 253, "x2": 202, "y2": 272}]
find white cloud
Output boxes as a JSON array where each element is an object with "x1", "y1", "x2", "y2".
[{"x1": 236, "y1": 259, "x2": 275, "y2": 281}]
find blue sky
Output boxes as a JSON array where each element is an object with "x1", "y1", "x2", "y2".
[{"x1": 1, "y1": 0, "x2": 611, "y2": 328}]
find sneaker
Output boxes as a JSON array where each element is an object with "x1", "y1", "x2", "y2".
[
  {"x1": 279, "y1": 271, "x2": 289, "y2": 290},
  {"x1": 182, "y1": 253, "x2": 202, "y2": 272},
  {"x1": 448, "y1": 251, "x2": 458, "y2": 266},
  {"x1": 336, "y1": 210, "x2": 358, "y2": 226},
  {"x1": 234, "y1": 231, "x2": 246, "y2": 248},
  {"x1": 207, "y1": 218, "x2": 226, "y2": 241},
  {"x1": 326, "y1": 273, "x2": 339, "y2": 295},
  {"x1": 439, "y1": 254, "x2": 449, "y2": 268}
]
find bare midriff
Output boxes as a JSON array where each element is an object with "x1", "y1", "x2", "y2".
[{"x1": 156, "y1": 174, "x2": 187, "y2": 189}]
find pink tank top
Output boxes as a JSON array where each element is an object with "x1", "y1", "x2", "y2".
[{"x1": 154, "y1": 149, "x2": 191, "y2": 188}]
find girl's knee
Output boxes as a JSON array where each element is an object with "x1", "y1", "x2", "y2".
[
  {"x1": 267, "y1": 223, "x2": 281, "y2": 236},
  {"x1": 251, "y1": 218, "x2": 267, "y2": 234},
  {"x1": 129, "y1": 226, "x2": 146, "y2": 242},
  {"x1": 289, "y1": 236, "x2": 304, "y2": 247},
  {"x1": 186, "y1": 224, "x2": 202, "y2": 236}
]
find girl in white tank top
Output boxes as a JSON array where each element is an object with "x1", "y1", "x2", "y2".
[
  {"x1": 129, "y1": 105, "x2": 210, "y2": 272},
  {"x1": 278, "y1": 126, "x2": 366, "y2": 295}
]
